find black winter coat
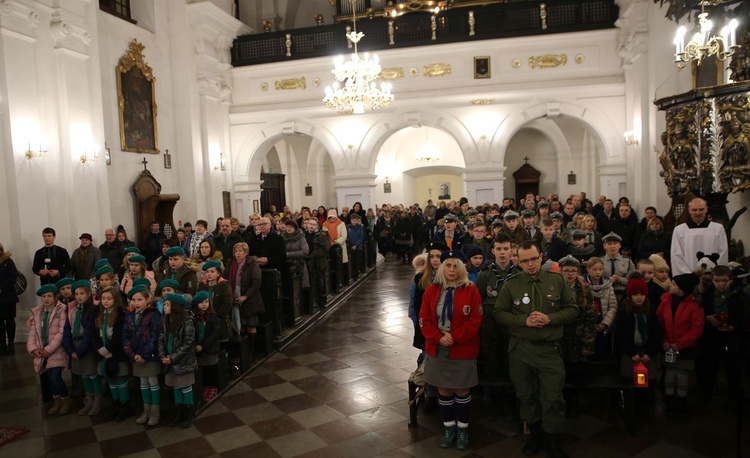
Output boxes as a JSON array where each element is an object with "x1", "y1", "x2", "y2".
[
  {"x1": 195, "y1": 313, "x2": 221, "y2": 355},
  {"x1": 637, "y1": 230, "x2": 672, "y2": 265},
  {"x1": 32, "y1": 245, "x2": 71, "y2": 285},
  {"x1": 91, "y1": 311, "x2": 128, "y2": 363},
  {"x1": 0, "y1": 253, "x2": 19, "y2": 318},
  {"x1": 158, "y1": 317, "x2": 197, "y2": 375}
]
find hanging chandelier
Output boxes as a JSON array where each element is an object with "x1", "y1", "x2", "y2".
[
  {"x1": 323, "y1": 1, "x2": 394, "y2": 114},
  {"x1": 673, "y1": 1, "x2": 739, "y2": 68},
  {"x1": 415, "y1": 125, "x2": 440, "y2": 163}
]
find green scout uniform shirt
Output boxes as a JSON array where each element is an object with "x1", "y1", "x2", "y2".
[
  {"x1": 494, "y1": 269, "x2": 579, "y2": 341},
  {"x1": 476, "y1": 262, "x2": 515, "y2": 309}
]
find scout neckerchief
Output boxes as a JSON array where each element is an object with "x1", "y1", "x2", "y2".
[
  {"x1": 440, "y1": 287, "x2": 455, "y2": 327},
  {"x1": 529, "y1": 277, "x2": 543, "y2": 312},
  {"x1": 100, "y1": 310, "x2": 110, "y2": 375},
  {"x1": 41, "y1": 308, "x2": 51, "y2": 346},
  {"x1": 72, "y1": 304, "x2": 83, "y2": 339},
  {"x1": 195, "y1": 311, "x2": 208, "y2": 344}
]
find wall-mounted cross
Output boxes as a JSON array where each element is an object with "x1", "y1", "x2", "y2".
[
  {"x1": 523, "y1": 156, "x2": 530, "y2": 164},
  {"x1": 141, "y1": 157, "x2": 148, "y2": 171}
]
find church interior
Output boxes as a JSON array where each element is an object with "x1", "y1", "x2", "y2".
[{"x1": 0, "y1": 0, "x2": 749, "y2": 456}]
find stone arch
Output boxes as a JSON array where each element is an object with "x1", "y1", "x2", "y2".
[
  {"x1": 490, "y1": 101, "x2": 621, "y2": 166},
  {"x1": 232, "y1": 119, "x2": 344, "y2": 184},
  {"x1": 360, "y1": 109, "x2": 479, "y2": 175}
]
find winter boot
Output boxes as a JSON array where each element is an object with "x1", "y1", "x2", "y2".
[
  {"x1": 0, "y1": 341, "x2": 7, "y2": 355},
  {"x1": 180, "y1": 405, "x2": 194, "y2": 428},
  {"x1": 88, "y1": 393, "x2": 102, "y2": 416},
  {"x1": 545, "y1": 433, "x2": 569, "y2": 458},
  {"x1": 48, "y1": 397, "x2": 62, "y2": 415},
  {"x1": 169, "y1": 405, "x2": 184, "y2": 427},
  {"x1": 78, "y1": 394, "x2": 93, "y2": 415},
  {"x1": 147, "y1": 405, "x2": 160, "y2": 426},
  {"x1": 116, "y1": 400, "x2": 131, "y2": 422},
  {"x1": 6, "y1": 341, "x2": 14, "y2": 354},
  {"x1": 58, "y1": 397, "x2": 71, "y2": 415},
  {"x1": 136, "y1": 405, "x2": 151, "y2": 424},
  {"x1": 456, "y1": 427, "x2": 469, "y2": 450},
  {"x1": 207, "y1": 387, "x2": 218, "y2": 402},
  {"x1": 107, "y1": 400, "x2": 121, "y2": 420},
  {"x1": 440, "y1": 425, "x2": 457, "y2": 448},
  {"x1": 522, "y1": 422, "x2": 543, "y2": 456}
]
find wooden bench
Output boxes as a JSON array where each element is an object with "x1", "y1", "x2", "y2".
[{"x1": 407, "y1": 360, "x2": 636, "y2": 431}]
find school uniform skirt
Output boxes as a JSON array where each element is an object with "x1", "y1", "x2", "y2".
[
  {"x1": 165, "y1": 372, "x2": 195, "y2": 387},
  {"x1": 197, "y1": 353, "x2": 219, "y2": 366},
  {"x1": 133, "y1": 361, "x2": 161, "y2": 377},
  {"x1": 423, "y1": 345, "x2": 478, "y2": 389},
  {"x1": 97, "y1": 360, "x2": 130, "y2": 378},
  {"x1": 71, "y1": 344, "x2": 98, "y2": 375}
]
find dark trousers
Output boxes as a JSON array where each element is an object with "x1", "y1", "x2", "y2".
[
  {"x1": 697, "y1": 344, "x2": 741, "y2": 400},
  {"x1": 201, "y1": 364, "x2": 219, "y2": 387},
  {"x1": 350, "y1": 250, "x2": 363, "y2": 279},
  {"x1": 41, "y1": 367, "x2": 69, "y2": 399},
  {"x1": 0, "y1": 317, "x2": 15, "y2": 345}
]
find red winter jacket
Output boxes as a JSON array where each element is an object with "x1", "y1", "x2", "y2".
[
  {"x1": 656, "y1": 293, "x2": 704, "y2": 351},
  {"x1": 419, "y1": 283, "x2": 482, "y2": 360}
]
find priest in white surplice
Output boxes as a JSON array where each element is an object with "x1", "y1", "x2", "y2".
[{"x1": 670, "y1": 197, "x2": 728, "y2": 275}]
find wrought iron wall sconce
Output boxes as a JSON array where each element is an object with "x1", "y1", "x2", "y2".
[{"x1": 24, "y1": 143, "x2": 47, "y2": 160}]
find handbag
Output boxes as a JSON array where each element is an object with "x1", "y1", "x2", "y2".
[
  {"x1": 231, "y1": 304, "x2": 242, "y2": 335},
  {"x1": 14, "y1": 271, "x2": 27, "y2": 295},
  {"x1": 407, "y1": 359, "x2": 428, "y2": 406}
]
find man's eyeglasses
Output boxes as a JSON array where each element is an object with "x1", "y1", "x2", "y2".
[{"x1": 517, "y1": 256, "x2": 541, "y2": 266}]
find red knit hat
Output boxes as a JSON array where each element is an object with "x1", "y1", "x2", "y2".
[{"x1": 625, "y1": 276, "x2": 648, "y2": 298}]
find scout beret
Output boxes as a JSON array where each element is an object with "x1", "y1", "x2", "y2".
[
  {"x1": 55, "y1": 277, "x2": 74, "y2": 288},
  {"x1": 37, "y1": 284, "x2": 58, "y2": 296},
  {"x1": 128, "y1": 254, "x2": 146, "y2": 263},
  {"x1": 191, "y1": 290, "x2": 211, "y2": 306},
  {"x1": 123, "y1": 247, "x2": 141, "y2": 255},
  {"x1": 132, "y1": 278, "x2": 151, "y2": 289},
  {"x1": 159, "y1": 279, "x2": 180, "y2": 290},
  {"x1": 202, "y1": 260, "x2": 222, "y2": 271},
  {"x1": 166, "y1": 247, "x2": 186, "y2": 257},
  {"x1": 127, "y1": 285, "x2": 149, "y2": 300},
  {"x1": 94, "y1": 259, "x2": 110, "y2": 271},
  {"x1": 95, "y1": 266, "x2": 114, "y2": 277},
  {"x1": 165, "y1": 293, "x2": 188, "y2": 309},
  {"x1": 72, "y1": 280, "x2": 91, "y2": 291}
]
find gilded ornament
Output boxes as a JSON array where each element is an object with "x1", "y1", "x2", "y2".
[
  {"x1": 575, "y1": 54, "x2": 585, "y2": 64},
  {"x1": 423, "y1": 63, "x2": 451, "y2": 77},
  {"x1": 379, "y1": 67, "x2": 404, "y2": 80},
  {"x1": 261, "y1": 82, "x2": 269, "y2": 92},
  {"x1": 528, "y1": 54, "x2": 568, "y2": 69},
  {"x1": 471, "y1": 99, "x2": 494, "y2": 105},
  {"x1": 275, "y1": 77, "x2": 306, "y2": 91},
  {"x1": 313, "y1": 77, "x2": 321, "y2": 87},
  {"x1": 512, "y1": 59, "x2": 522, "y2": 69},
  {"x1": 409, "y1": 67, "x2": 419, "y2": 77}
]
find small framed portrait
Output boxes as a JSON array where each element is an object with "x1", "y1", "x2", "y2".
[
  {"x1": 253, "y1": 199, "x2": 260, "y2": 214},
  {"x1": 384, "y1": 182, "x2": 392, "y2": 193},
  {"x1": 474, "y1": 56, "x2": 490, "y2": 79},
  {"x1": 567, "y1": 172, "x2": 577, "y2": 185},
  {"x1": 438, "y1": 182, "x2": 451, "y2": 200},
  {"x1": 305, "y1": 184, "x2": 313, "y2": 196}
]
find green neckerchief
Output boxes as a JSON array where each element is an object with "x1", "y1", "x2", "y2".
[
  {"x1": 135, "y1": 310, "x2": 143, "y2": 327},
  {"x1": 41, "y1": 308, "x2": 51, "y2": 347},
  {"x1": 197, "y1": 321, "x2": 206, "y2": 344},
  {"x1": 713, "y1": 289, "x2": 729, "y2": 315},
  {"x1": 101, "y1": 310, "x2": 109, "y2": 346},
  {"x1": 72, "y1": 304, "x2": 83, "y2": 339},
  {"x1": 167, "y1": 333, "x2": 174, "y2": 355}
]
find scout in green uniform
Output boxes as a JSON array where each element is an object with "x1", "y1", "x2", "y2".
[
  {"x1": 494, "y1": 241, "x2": 578, "y2": 458},
  {"x1": 163, "y1": 247, "x2": 198, "y2": 296},
  {"x1": 558, "y1": 255, "x2": 596, "y2": 418},
  {"x1": 475, "y1": 234, "x2": 516, "y2": 420}
]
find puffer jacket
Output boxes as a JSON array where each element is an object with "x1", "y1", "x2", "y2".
[
  {"x1": 91, "y1": 310, "x2": 128, "y2": 363},
  {"x1": 27, "y1": 303, "x2": 69, "y2": 372},
  {"x1": 62, "y1": 299, "x2": 97, "y2": 358},
  {"x1": 194, "y1": 312, "x2": 221, "y2": 355},
  {"x1": 122, "y1": 306, "x2": 162, "y2": 362},
  {"x1": 283, "y1": 229, "x2": 310, "y2": 288},
  {"x1": 197, "y1": 278, "x2": 232, "y2": 341},
  {"x1": 162, "y1": 264, "x2": 198, "y2": 295},
  {"x1": 158, "y1": 317, "x2": 197, "y2": 375}
]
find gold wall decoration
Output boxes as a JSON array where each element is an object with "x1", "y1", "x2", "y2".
[
  {"x1": 528, "y1": 54, "x2": 568, "y2": 69},
  {"x1": 423, "y1": 63, "x2": 451, "y2": 77},
  {"x1": 575, "y1": 54, "x2": 585, "y2": 64},
  {"x1": 511, "y1": 59, "x2": 522, "y2": 69},
  {"x1": 117, "y1": 39, "x2": 159, "y2": 154},
  {"x1": 261, "y1": 82, "x2": 269, "y2": 92},
  {"x1": 409, "y1": 67, "x2": 419, "y2": 77},
  {"x1": 471, "y1": 99, "x2": 494, "y2": 105},
  {"x1": 313, "y1": 77, "x2": 321, "y2": 87},
  {"x1": 379, "y1": 67, "x2": 404, "y2": 80},
  {"x1": 275, "y1": 77, "x2": 306, "y2": 90}
]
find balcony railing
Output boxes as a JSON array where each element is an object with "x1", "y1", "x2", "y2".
[{"x1": 232, "y1": 0, "x2": 618, "y2": 67}]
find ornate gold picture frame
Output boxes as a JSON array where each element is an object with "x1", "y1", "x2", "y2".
[
  {"x1": 474, "y1": 56, "x2": 490, "y2": 79},
  {"x1": 117, "y1": 39, "x2": 159, "y2": 154}
]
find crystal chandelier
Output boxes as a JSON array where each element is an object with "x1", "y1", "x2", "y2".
[
  {"x1": 323, "y1": 2, "x2": 394, "y2": 114},
  {"x1": 415, "y1": 125, "x2": 440, "y2": 163},
  {"x1": 673, "y1": 1, "x2": 739, "y2": 69}
]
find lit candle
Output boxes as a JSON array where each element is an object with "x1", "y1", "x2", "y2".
[{"x1": 729, "y1": 19, "x2": 738, "y2": 47}]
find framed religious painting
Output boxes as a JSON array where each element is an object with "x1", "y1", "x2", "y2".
[
  {"x1": 474, "y1": 56, "x2": 490, "y2": 79},
  {"x1": 117, "y1": 39, "x2": 159, "y2": 154}
]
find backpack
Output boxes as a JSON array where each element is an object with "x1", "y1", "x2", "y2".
[{"x1": 14, "y1": 272, "x2": 27, "y2": 295}]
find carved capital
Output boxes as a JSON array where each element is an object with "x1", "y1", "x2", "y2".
[
  {"x1": 615, "y1": 0, "x2": 649, "y2": 63},
  {"x1": 0, "y1": 0, "x2": 40, "y2": 39},
  {"x1": 50, "y1": 9, "x2": 91, "y2": 49}
]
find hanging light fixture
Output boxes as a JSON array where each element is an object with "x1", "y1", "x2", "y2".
[
  {"x1": 415, "y1": 125, "x2": 440, "y2": 163},
  {"x1": 323, "y1": 0, "x2": 394, "y2": 114},
  {"x1": 673, "y1": 1, "x2": 739, "y2": 68}
]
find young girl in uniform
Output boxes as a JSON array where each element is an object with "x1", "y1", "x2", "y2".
[
  {"x1": 94, "y1": 265, "x2": 116, "y2": 304},
  {"x1": 93, "y1": 286, "x2": 131, "y2": 422},
  {"x1": 192, "y1": 291, "x2": 221, "y2": 402},
  {"x1": 122, "y1": 285, "x2": 162, "y2": 426},
  {"x1": 27, "y1": 285, "x2": 70, "y2": 415},
  {"x1": 120, "y1": 254, "x2": 156, "y2": 296},
  {"x1": 197, "y1": 260, "x2": 231, "y2": 344},
  {"x1": 56, "y1": 277, "x2": 75, "y2": 306},
  {"x1": 155, "y1": 279, "x2": 179, "y2": 315},
  {"x1": 159, "y1": 293, "x2": 197, "y2": 428},
  {"x1": 119, "y1": 247, "x2": 140, "y2": 286},
  {"x1": 583, "y1": 257, "x2": 618, "y2": 355},
  {"x1": 63, "y1": 280, "x2": 102, "y2": 416}
]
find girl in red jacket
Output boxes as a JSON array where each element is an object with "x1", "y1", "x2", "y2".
[
  {"x1": 656, "y1": 272, "x2": 704, "y2": 415},
  {"x1": 419, "y1": 250, "x2": 482, "y2": 451}
]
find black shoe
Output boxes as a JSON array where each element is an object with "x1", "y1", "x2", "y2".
[
  {"x1": 0, "y1": 342, "x2": 7, "y2": 355},
  {"x1": 423, "y1": 396, "x2": 438, "y2": 416},
  {"x1": 106, "y1": 401, "x2": 121, "y2": 421},
  {"x1": 6, "y1": 342, "x2": 14, "y2": 354},
  {"x1": 180, "y1": 405, "x2": 194, "y2": 428},
  {"x1": 522, "y1": 422, "x2": 543, "y2": 456},
  {"x1": 545, "y1": 433, "x2": 568, "y2": 458},
  {"x1": 169, "y1": 405, "x2": 184, "y2": 427},
  {"x1": 115, "y1": 401, "x2": 131, "y2": 422}
]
